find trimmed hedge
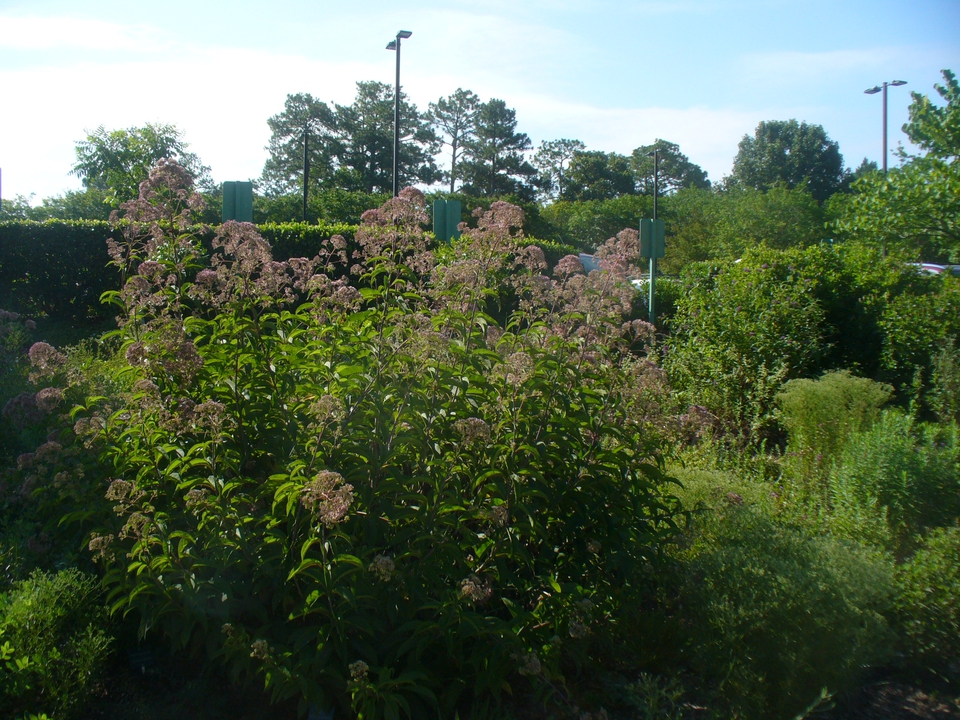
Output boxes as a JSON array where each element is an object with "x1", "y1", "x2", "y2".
[
  {"x1": 0, "y1": 220, "x2": 124, "y2": 320},
  {"x1": 0, "y1": 219, "x2": 575, "y2": 323},
  {"x1": 0, "y1": 220, "x2": 358, "y2": 321}
]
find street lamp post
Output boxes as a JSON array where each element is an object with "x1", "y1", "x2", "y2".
[
  {"x1": 302, "y1": 126, "x2": 310, "y2": 222},
  {"x1": 864, "y1": 80, "x2": 907, "y2": 173},
  {"x1": 386, "y1": 30, "x2": 412, "y2": 197},
  {"x1": 648, "y1": 149, "x2": 659, "y2": 323}
]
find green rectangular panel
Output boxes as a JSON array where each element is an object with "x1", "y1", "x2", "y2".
[
  {"x1": 445, "y1": 199, "x2": 462, "y2": 242},
  {"x1": 640, "y1": 218, "x2": 665, "y2": 258},
  {"x1": 235, "y1": 181, "x2": 253, "y2": 223},
  {"x1": 433, "y1": 198, "x2": 447, "y2": 242},
  {"x1": 222, "y1": 181, "x2": 236, "y2": 223}
]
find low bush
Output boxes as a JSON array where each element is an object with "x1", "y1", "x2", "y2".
[
  {"x1": 895, "y1": 525, "x2": 960, "y2": 681},
  {"x1": 678, "y1": 498, "x2": 893, "y2": 719},
  {"x1": 777, "y1": 370, "x2": 892, "y2": 497},
  {"x1": 879, "y1": 272, "x2": 960, "y2": 401},
  {"x1": 828, "y1": 411, "x2": 960, "y2": 552},
  {"x1": 0, "y1": 568, "x2": 113, "y2": 718}
]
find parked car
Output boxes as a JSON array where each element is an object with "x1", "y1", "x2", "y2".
[{"x1": 911, "y1": 263, "x2": 960, "y2": 276}]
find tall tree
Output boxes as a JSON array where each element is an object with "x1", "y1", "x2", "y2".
[
  {"x1": 428, "y1": 89, "x2": 480, "y2": 193},
  {"x1": 533, "y1": 138, "x2": 585, "y2": 201},
  {"x1": 562, "y1": 150, "x2": 635, "y2": 201},
  {"x1": 71, "y1": 123, "x2": 211, "y2": 203},
  {"x1": 902, "y1": 68, "x2": 960, "y2": 161},
  {"x1": 459, "y1": 99, "x2": 537, "y2": 199},
  {"x1": 727, "y1": 120, "x2": 845, "y2": 202},
  {"x1": 630, "y1": 140, "x2": 711, "y2": 195},
  {"x1": 333, "y1": 81, "x2": 440, "y2": 194},
  {"x1": 838, "y1": 69, "x2": 960, "y2": 262},
  {"x1": 261, "y1": 93, "x2": 338, "y2": 196}
]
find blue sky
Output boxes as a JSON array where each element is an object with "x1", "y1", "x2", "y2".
[{"x1": 0, "y1": 0, "x2": 957, "y2": 200}]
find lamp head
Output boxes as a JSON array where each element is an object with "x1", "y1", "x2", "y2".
[
  {"x1": 891, "y1": 80, "x2": 907, "y2": 86},
  {"x1": 397, "y1": 30, "x2": 412, "y2": 39},
  {"x1": 386, "y1": 40, "x2": 397, "y2": 51},
  {"x1": 864, "y1": 86, "x2": 882, "y2": 95}
]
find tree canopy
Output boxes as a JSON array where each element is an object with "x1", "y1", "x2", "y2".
[
  {"x1": 631, "y1": 140, "x2": 711, "y2": 195},
  {"x1": 459, "y1": 99, "x2": 537, "y2": 200},
  {"x1": 70, "y1": 123, "x2": 211, "y2": 204},
  {"x1": 427, "y1": 88, "x2": 480, "y2": 194},
  {"x1": 563, "y1": 151, "x2": 635, "y2": 201},
  {"x1": 728, "y1": 120, "x2": 845, "y2": 202},
  {"x1": 902, "y1": 68, "x2": 960, "y2": 161},
  {"x1": 261, "y1": 93, "x2": 338, "y2": 196},
  {"x1": 532, "y1": 138, "x2": 585, "y2": 201},
  {"x1": 261, "y1": 83, "x2": 440, "y2": 196},
  {"x1": 837, "y1": 69, "x2": 960, "y2": 263}
]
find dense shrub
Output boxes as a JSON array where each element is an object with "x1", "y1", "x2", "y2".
[
  {"x1": 665, "y1": 248, "x2": 826, "y2": 443},
  {"x1": 0, "y1": 220, "x2": 124, "y2": 320},
  {"x1": 53, "y1": 163, "x2": 681, "y2": 717},
  {"x1": 0, "y1": 568, "x2": 113, "y2": 718},
  {"x1": 879, "y1": 272, "x2": 960, "y2": 399},
  {"x1": 777, "y1": 371, "x2": 892, "y2": 491},
  {"x1": 828, "y1": 411, "x2": 960, "y2": 552},
  {"x1": 664, "y1": 243, "x2": 952, "y2": 445},
  {"x1": 895, "y1": 525, "x2": 960, "y2": 680},
  {"x1": 253, "y1": 189, "x2": 389, "y2": 225},
  {"x1": 678, "y1": 498, "x2": 892, "y2": 719},
  {"x1": 931, "y1": 338, "x2": 960, "y2": 423}
]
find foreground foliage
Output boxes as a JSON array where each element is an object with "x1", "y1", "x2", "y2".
[{"x1": 42, "y1": 162, "x2": 683, "y2": 717}]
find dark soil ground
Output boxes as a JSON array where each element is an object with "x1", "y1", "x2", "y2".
[
  {"x1": 824, "y1": 674, "x2": 960, "y2": 720},
  {"x1": 84, "y1": 647, "x2": 297, "y2": 720}
]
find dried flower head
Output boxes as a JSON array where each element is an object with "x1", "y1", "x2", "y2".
[
  {"x1": 349, "y1": 660, "x2": 370, "y2": 681},
  {"x1": 249, "y1": 639, "x2": 271, "y2": 660},
  {"x1": 368, "y1": 554, "x2": 396, "y2": 582},
  {"x1": 306, "y1": 394, "x2": 344, "y2": 427},
  {"x1": 554, "y1": 254, "x2": 584, "y2": 278},
  {"x1": 517, "y1": 651, "x2": 541, "y2": 677},
  {"x1": 2, "y1": 392, "x2": 42, "y2": 430},
  {"x1": 454, "y1": 417, "x2": 490, "y2": 446},
  {"x1": 28, "y1": 342, "x2": 66, "y2": 377},
  {"x1": 568, "y1": 620, "x2": 590, "y2": 639},
  {"x1": 185, "y1": 487, "x2": 210, "y2": 509},
  {"x1": 516, "y1": 245, "x2": 547, "y2": 273},
  {"x1": 460, "y1": 575, "x2": 493, "y2": 605},
  {"x1": 301, "y1": 471, "x2": 354, "y2": 528},
  {"x1": 193, "y1": 400, "x2": 230, "y2": 435},
  {"x1": 88, "y1": 533, "x2": 115, "y2": 560},
  {"x1": 35, "y1": 387, "x2": 64, "y2": 414},
  {"x1": 501, "y1": 352, "x2": 534, "y2": 385},
  {"x1": 119, "y1": 512, "x2": 150, "y2": 540}
]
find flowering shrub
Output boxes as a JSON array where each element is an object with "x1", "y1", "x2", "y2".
[{"x1": 68, "y1": 163, "x2": 681, "y2": 717}]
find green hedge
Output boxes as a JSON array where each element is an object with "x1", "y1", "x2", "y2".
[
  {"x1": 0, "y1": 220, "x2": 358, "y2": 321},
  {"x1": 0, "y1": 220, "x2": 573, "y2": 324},
  {"x1": 0, "y1": 220, "x2": 124, "y2": 320}
]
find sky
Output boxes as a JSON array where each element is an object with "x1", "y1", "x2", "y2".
[{"x1": 0, "y1": 0, "x2": 957, "y2": 201}]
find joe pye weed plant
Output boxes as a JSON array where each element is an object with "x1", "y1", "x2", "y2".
[{"x1": 61, "y1": 161, "x2": 682, "y2": 718}]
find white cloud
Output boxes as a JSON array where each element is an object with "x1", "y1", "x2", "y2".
[
  {"x1": 510, "y1": 95, "x2": 762, "y2": 182},
  {"x1": 0, "y1": 15, "x2": 169, "y2": 52}
]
